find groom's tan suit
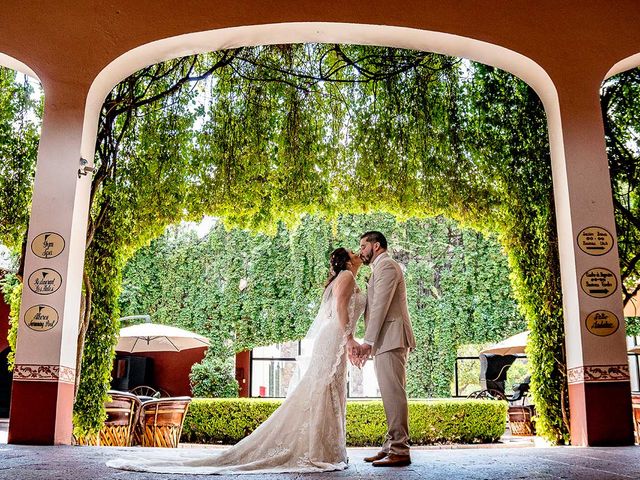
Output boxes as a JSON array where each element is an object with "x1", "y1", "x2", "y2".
[{"x1": 364, "y1": 252, "x2": 416, "y2": 456}]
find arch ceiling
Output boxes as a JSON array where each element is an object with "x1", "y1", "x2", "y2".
[{"x1": 1, "y1": 1, "x2": 639, "y2": 90}]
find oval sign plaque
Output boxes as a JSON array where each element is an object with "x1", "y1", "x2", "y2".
[
  {"x1": 585, "y1": 310, "x2": 619, "y2": 337},
  {"x1": 580, "y1": 268, "x2": 617, "y2": 298},
  {"x1": 31, "y1": 232, "x2": 65, "y2": 259},
  {"x1": 27, "y1": 268, "x2": 62, "y2": 295},
  {"x1": 577, "y1": 227, "x2": 613, "y2": 256},
  {"x1": 24, "y1": 305, "x2": 59, "y2": 332}
]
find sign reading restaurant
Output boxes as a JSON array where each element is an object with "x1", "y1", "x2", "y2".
[{"x1": 27, "y1": 268, "x2": 62, "y2": 295}]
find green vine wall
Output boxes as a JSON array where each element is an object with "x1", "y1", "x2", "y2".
[{"x1": 120, "y1": 214, "x2": 526, "y2": 398}]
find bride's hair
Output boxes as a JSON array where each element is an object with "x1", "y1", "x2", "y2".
[{"x1": 324, "y1": 247, "x2": 351, "y2": 287}]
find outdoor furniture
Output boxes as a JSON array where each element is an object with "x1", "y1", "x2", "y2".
[
  {"x1": 466, "y1": 347, "x2": 535, "y2": 436},
  {"x1": 136, "y1": 397, "x2": 192, "y2": 447},
  {"x1": 480, "y1": 331, "x2": 529, "y2": 356},
  {"x1": 632, "y1": 393, "x2": 640, "y2": 444},
  {"x1": 99, "y1": 390, "x2": 142, "y2": 446},
  {"x1": 508, "y1": 404, "x2": 536, "y2": 436},
  {"x1": 129, "y1": 385, "x2": 170, "y2": 398},
  {"x1": 479, "y1": 353, "x2": 518, "y2": 395},
  {"x1": 467, "y1": 389, "x2": 507, "y2": 400}
]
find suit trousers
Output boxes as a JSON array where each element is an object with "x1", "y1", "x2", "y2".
[{"x1": 374, "y1": 347, "x2": 410, "y2": 455}]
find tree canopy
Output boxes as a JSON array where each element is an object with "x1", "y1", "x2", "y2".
[
  {"x1": 73, "y1": 45, "x2": 566, "y2": 441},
  {"x1": 0, "y1": 69, "x2": 39, "y2": 253}
]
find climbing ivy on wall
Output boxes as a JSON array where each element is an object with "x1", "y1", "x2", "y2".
[
  {"x1": 455, "y1": 65, "x2": 568, "y2": 441},
  {"x1": 72, "y1": 46, "x2": 476, "y2": 436},
  {"x1": 119, "y1": 214, "x2": 526, "y2": 398},
  {"x1": 602, "y1": 68, "x2": 640, "y2": 305}
]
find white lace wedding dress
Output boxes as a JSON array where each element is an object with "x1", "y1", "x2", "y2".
[{"x1": 107, "y1": 270, "x2": 365, "y2": 475}]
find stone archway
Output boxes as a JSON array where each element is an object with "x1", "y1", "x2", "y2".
[{"x1": 0, "y1": 5, "x2": 637, "y2": 446}]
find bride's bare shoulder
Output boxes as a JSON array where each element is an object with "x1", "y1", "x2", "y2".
[{"x1": 334, "y1": 270, "x2": 356, "y2": 294}]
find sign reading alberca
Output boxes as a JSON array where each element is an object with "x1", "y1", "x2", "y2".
[{"x1": 24, "y1": 305, "x2": 59, "y2": 332}]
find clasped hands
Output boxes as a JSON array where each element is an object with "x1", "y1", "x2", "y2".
[{"x1": 347, "y1": 338, "x2": 371, "y2": 368}]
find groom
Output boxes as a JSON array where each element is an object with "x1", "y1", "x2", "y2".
[{"x1": 352, "y1": 231, "x2": 416, "y2": 467}]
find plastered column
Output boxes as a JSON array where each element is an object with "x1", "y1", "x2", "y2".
[
  {"x1": 8, "y1": 82, "x2": 93, "y2": 445},
  {"x1": 550, "y1": 75, "x2": 634, "y2": 446}
]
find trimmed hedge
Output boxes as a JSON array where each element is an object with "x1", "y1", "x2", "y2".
[{"x1": 181, "y1": 398, "x2": 507, "y2": 446}]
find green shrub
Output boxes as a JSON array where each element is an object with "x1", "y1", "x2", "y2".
[
  {"x1": 182, "y1": 398, "x2": 280, "y2": 444},
  {"x1": 189, "y1": 355, "x2": 239, "y2": 398},
  {"x1": 182, "y1": 398, "x2": 507, "y2": 445}
]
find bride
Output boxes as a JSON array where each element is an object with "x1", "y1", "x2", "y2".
[{"x1": 108, "y1": 247, "x2": 365, "y2": 475}]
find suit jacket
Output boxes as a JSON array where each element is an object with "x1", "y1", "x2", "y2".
[{"x1": 364, "y1": 253, "x2": 416, "y2": 355}]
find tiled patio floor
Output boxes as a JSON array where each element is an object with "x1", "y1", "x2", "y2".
[{"x1": 1, "y1": 443, "x2": 639, "y2": 480}]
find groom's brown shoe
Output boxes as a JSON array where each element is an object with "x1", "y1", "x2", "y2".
[
  {"x1": 363, "y1": 451, "x2": 387, "y2": 462},
  {"x1": 372, "y1": 454, "x2": 411, "y2": 467}
]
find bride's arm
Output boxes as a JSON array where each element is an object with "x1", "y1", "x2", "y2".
[
  {"x1": 333, "y1": 273, "x2": 356, "y2": 336},
  {"x1": 334, "y1": 272, "x2": 363, "y2": 366}
]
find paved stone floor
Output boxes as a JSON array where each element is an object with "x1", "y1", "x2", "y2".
[{"x1": 1, "y1": 444, "x2": 640, "y2": 480}]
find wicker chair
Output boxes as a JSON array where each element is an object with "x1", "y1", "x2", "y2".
[
  {"x1": 99, "y1": 390, "x2": 142, "y2": 446},
  {"x1": 136, "y1": 397, "x2": 191, "y2": 448},
  {"x1": 508, "y1": 404, "x2": 536, "y2": 436},
  {"x1": 632, "y1": 393, "x2": 640, "y2": 444}
]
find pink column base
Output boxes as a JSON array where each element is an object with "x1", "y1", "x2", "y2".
[
  {"x1": 569, "y1": 380, "x2": 634, "y2": 446},
  {"x1": 8, "y1": 380, "x2": 74, "y2": 445}
]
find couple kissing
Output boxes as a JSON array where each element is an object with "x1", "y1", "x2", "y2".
[{"x1": 108, "y1": 231, "x2": 416, "y2": 475}]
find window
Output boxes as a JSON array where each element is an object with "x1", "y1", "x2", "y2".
[
  {"x1": 251, "y1": 341, "x2": 299, "y2": 397},
  {"x1": 250, "y1": 339, "x2": 380, "y2": 398}
]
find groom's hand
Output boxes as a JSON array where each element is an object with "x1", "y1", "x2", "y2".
[
  {"x1": 347, "y1": 338, "x2": 361, "y2": 366},
  {"x1": 357, "y1": 344, "x2": 372, "y2": 368}
]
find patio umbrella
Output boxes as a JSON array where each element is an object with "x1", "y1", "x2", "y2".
[
  {"x1": 115, "y1": 322, "x2": 210, "y2": 353},
  {"x1": 624, "y1": 292, "x2": 640, "y2": 318},
  {"x1": 480, "y1": 331, "x2": 529, "y2": 356}
]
